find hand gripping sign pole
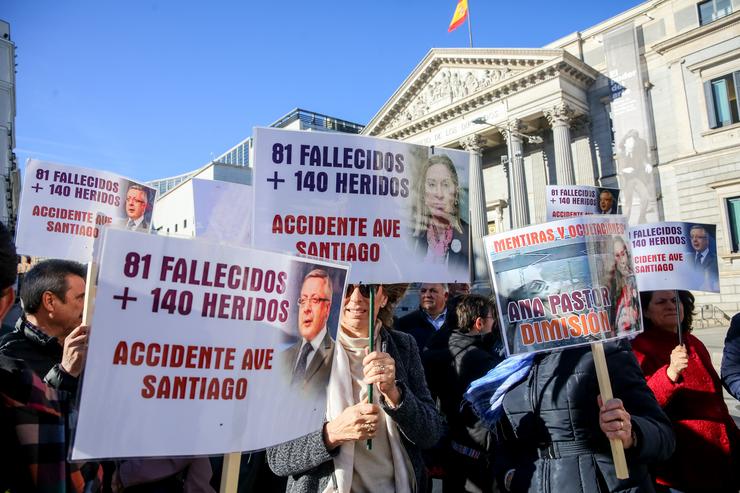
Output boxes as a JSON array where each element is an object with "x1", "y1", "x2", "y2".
[{"x1": 591, "y1": 342, "x2": 629, "y2": 479}]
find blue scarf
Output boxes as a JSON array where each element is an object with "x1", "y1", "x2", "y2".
[{"x1": 463, "y1": 352, "x2": 535, "y2": 428}]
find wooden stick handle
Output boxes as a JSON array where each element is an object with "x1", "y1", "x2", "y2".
[
  {"x1": 82, "y1": 261, "x2": 98, "y2": 326},
  {"x1": 591, "y1": 341, "x2": 629, "y2": 480},
  {"x1": 219, "y1": 452, "x2": 241, "y2": 493}
]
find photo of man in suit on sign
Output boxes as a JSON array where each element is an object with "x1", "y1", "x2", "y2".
[
  {"x1": 689, "y1": 224, "x2": 719, "y2": 292},
  {"x1": 122, "y1": 183, "x2": 152, "y2": 231},
  {"x1": 282, "y1": 268, "x2": 335, "y2": 395}
]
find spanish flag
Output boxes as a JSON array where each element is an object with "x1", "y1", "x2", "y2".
[{"x1": 448, "y1": 0, "x2": 468, "y2": 32}]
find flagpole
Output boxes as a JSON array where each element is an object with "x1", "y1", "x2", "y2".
[{"x1": 467, "y1": 0, "x2": 474, "y2": 48}]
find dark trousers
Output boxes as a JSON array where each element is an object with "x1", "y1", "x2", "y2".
[{"x1": 442, "y1": 451, "x2": 495, "y2": 493}]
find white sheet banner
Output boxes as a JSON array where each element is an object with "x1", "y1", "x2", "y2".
[
  {"x1": 192, "y1": 178, "x2": 253, "y2": 246},
  {"x1": 72, "y1": 228, "x2": 349, "y2": 459},
  {"x1": 252, "y1": 128, "x2": 471, "y2": 283},
  {"x1": 545, "y1": 185, "x2": 620, "y2": 220},
  {"x1": 15, "y1": 159, "x2": 157, "y2": 262},
  {"x1": 628, "y1": 222, "x2": 719, "y2": 292}
]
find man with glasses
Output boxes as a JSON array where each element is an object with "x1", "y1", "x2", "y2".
[
  {"x1": 122, "y1": 184, "x2": 151, "y2": 231},
  {"x1": 282, "y1": 269, "x2": 335, "y2": 395}
]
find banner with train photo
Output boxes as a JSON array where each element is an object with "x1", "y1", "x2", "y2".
[{"x1": 483, "y1": 215, "x2": 642, "y2": 356}]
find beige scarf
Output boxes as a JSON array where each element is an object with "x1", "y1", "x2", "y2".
[{"x1": 321, "y1": 330, "x2": 413, "y2": 493}]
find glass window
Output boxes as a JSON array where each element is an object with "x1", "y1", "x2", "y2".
[
  {"x1": 175, "y1": 224, "x2": 178, "y2": 233},
  {"x1": 698, "y1": 0, "x2": 732, "y2": 25},
  {"x1": 705, "y1": 72, "x2": 740, "y2": 128},
  {"x1": 183, "y1": 219, "x2": 187, "y2": 228},
  {"x1": 727, "y1": 197, "x2": 740, "y2": 252}
]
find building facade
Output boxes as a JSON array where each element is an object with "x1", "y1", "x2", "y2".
[
  {"x1": 363, "y1": 0, "x2": 740, "y2": 315},
  {"x1": 0, "y1": 20, "x2": 19, "y2": 231}
]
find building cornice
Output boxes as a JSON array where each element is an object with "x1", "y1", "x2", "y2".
[
  {"x1": 364, "y1": 48, "x2": 598, "y2": 139},
  {"x1": 652, "y1": 10, "x2": 740, "y2": 55}
]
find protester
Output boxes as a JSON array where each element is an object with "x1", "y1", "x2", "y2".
[
  {"x1": 423, "y1": 294, "x2": 504, "y2": 493},
  {"x1": 466, "y1": 341, "x2": 674, "y2": 492},
  {"x1": 722, "y1": 312, "x2": 740, "y2": 400},
  {"x1": 0, "y1": 258, "x2": 102, "y2": 491},
  {"x1": 410, "y1": 154, "x2": 469, "y2": 270},
  {"x1": 632, "y1": 290, "x2": 739, "y2": 492},
  {"x1": 396, "y1": 282, "x2": 448, "y2": 352},
  {"x1": 267, "y1": 283, "x2": 444, "y2": 492}
]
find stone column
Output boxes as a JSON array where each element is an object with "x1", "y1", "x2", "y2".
[
  {"x1": 544, "y1": 102, "x2": 576, "y2": 185},
  {"x1": 460, "y1": 134, "x2": 488, "y2": 289},
  {"x1": 500, "y1": 119, "x2": 529, "y2": 229}
]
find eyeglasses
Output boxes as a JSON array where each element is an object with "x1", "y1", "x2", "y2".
[
  {"x1": 297, "y1": 296, "x2": 330, "y2": 306},
  {"x1": 344, "y1": 284, "x2": 381, "y2": 298}
]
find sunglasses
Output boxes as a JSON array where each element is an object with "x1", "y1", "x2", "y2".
[{"x1": 344, "y1": 284, "x2": 381, "y2": 298}]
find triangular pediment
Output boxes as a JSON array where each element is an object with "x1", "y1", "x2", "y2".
[{"x1": 364, "y1": 48, "x2": 598, "y2": 138}]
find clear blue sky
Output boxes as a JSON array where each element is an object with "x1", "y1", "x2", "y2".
[{"x1": 4, "y1": 1, "x2": 641, "y2": 182}]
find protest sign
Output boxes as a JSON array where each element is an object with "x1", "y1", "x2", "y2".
[
  {"x1": 192, "y1": 178, "x2": 253, "y2": 246},
  {"x1": 628, "y1": 222, "x2": 719, "y2": 292},
  {"x1": 15, "y1": 159, "x2": 157, "y2": 262},
  {"x1": 546, "y1": 185, "x2": 620, "y2": 220},
  {"x1": 252, "y1": 127, "x2": 471, "y2": 283},
  {"x1": 71, "y1": 228, "x2": 349, "y2": 459},
  {"x1": 484, "y1": 215, "x2": 642, "y2": 356}
]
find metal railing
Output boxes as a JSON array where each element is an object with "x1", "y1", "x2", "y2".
[{"x1": 697, "y1": 304, "x2": 732, "y2": 328}]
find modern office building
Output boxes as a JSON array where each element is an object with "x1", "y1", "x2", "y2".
[
  {"x1": 0, "y1": 20, "x2": 19, "y2": 231},
  {"x1": 364, "y1": 0, "x2": 740, "y2": 314},
  {"x1": 148, "y1": 108, "x2": 364, "y2": 195}
]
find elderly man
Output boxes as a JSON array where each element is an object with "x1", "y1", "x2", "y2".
[
  {"x1": 123, "y1": 184, "x2": 150, "y2": 231},
  {"x1": 598, "y1": 189, "x2": 616, "y2": 214},
  {"x1": 282, "y1": 269, "x2": 335, "y2": 394},
  {"x1": 0, "y1": 258, "x2": 99, "y2": 491},
  {"x1": 397, "y1": 283, "x2": 448, "y2": 352},
  {"x1": 689, "y1": 224, "x2": 719, "y2": 291},
  {"x1": 422, "y1": 294, "x2": 503, "y2": 493}
]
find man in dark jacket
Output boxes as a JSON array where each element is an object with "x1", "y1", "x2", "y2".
[
  {"x1": 423, "y1": 294, "x2": 504, "y2": 493},
  {"x1": 722, "y1": 313, "x2": 740, "y2": 401},
  {"x1": 0, "y1": 258, "x2": 98, "y2": 492},
  {"x1": 397, "y1": 283, "x2": 448, "y2": 352}
]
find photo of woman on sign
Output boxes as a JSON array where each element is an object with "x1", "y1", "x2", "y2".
[{"x1": 410, "y1": 154, "x2": 469, "y2": 277}]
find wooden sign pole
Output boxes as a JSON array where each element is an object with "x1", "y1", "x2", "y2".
[
  {"x1": 591, "y1": 341, "x2": 629, "y2": 480},
  {"x1": 219, "y1": 453, "x2": 241, "y2": 493}
]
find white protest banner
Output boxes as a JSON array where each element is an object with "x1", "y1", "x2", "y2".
[
  {"x1": 252, "y1": 127, "x2": 471, "y2": 283},
  {"x1": 545, "y1": 185, "x2": 621, "y2": 220},
  {"x1": 192, "y1": 178, "x2": 253, "y2": 246},
  {"x1": 15, "y1": 159, "x2": 157, "y2": 262},
  {"x1": 71, "y1": 228, "x2": 349, "y2": 459},
  {"x1": 484, "y1": 215, "x2": 642, "y2": 356},
  {"x1": 628, "y1": 222, "x2": 719, "y2": 292}
]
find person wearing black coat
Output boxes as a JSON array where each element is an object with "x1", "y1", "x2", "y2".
[
  {"x1": 722, "y1": 312, "x2": 740, "y2": 401},
  {"x1": 493, "y1": 341, "x2": 675, "y2": 493},
  {"x1": 423, "y1": 294, "x2": 504, "y2": 493}
]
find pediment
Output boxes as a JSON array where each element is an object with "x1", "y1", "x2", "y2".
[{"x1": 364, "y1": 48, "x2": 598, "y2": 138}]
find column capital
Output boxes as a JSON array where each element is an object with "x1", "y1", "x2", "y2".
[
  {"x1": 498, "y1": 119, "x2": 525, "y2": 142},
  {"x1": 459, "y1": 134, "x2": 486, "y2": 153},
  {"x1": 544, "y1": 102, "x2": 575, "y2": 127}
]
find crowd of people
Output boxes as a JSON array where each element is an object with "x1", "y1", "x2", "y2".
[{"x1": 0, "y1": 216, "x2": 739, "y2": 492}]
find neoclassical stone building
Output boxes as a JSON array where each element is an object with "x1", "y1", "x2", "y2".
[{"x1": 363, "y1": 0, "x2": 740, "y2": 316}]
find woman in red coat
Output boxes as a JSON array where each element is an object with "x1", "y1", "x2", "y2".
[{"x1": 632, "y1": 290, "x2": 739, "y2": 492}]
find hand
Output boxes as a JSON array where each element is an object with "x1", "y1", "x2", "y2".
[
  {"x1": 111, "y1": 468, "x2": 124, "y2": 493},
  {"x1": 323, "y1": 399, "x2": 380, "y2": 450},
  {"x1": 598, "y1": 396, "x2": 634, "y2": 449},
  {"x1": 363, "y1": 349, "x2": 401, "y2": 407},
  {"x1": 666, "y1": 344, "x2": 688, "y2": 382},
  {"x1": 61, "y1": 325, "x2": 89, "y2": 377}
]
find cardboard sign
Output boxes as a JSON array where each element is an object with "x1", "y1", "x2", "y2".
[
  {"x1": 252, "y1": 128, "x2": 471, "y2": 283},
  {"x1": 484, "y1": 216, "x2": 642, "y2": 356},
  {"x1": 545, "y1": 185, "x2": 621, "y2": 220},
  {"x1": 71, "y1": 228, "x2": 349, "y2": 459},
  {"x1": 192, "y1": 179, "x2": 253, "y2": 246},
  {"x1": 15, "y1": 159, "x2": 157, "y2": 262},
  {"x1": 628, "y1": 222, "x2": 719, "y2": 292}
]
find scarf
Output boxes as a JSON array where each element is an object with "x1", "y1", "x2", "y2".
[{"x1": 463, "y1": 353, "x2": 535, "y2": 428}]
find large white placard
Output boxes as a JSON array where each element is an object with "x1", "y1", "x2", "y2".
[
  {"x1": 628, "y1": 222, "x2": 719, "y2": 292},
  {"x1": 252, "y1": 128, "x2": 471, "y2": 283},
  {"x1": 192, "y1": 178, "x2": 252, "y2": 246},
  {"x1": 72, "y1": 228, "x2": 349, "y2": 459},
  {"x1": 545, "y1": 185, "x2": 621, "y2": 221},
  {"x1": 15, "y1": 159, "x2": 157, "y2": 262}
]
